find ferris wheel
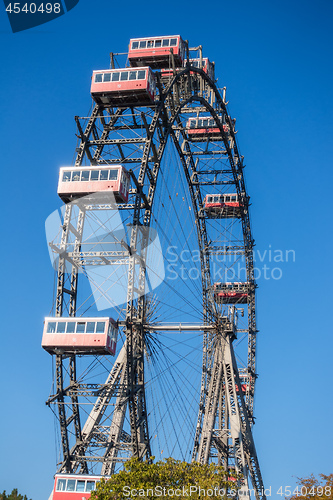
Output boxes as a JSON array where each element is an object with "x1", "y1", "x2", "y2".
[{"x1": 44, "y1": 35, "x2": 266, "y2": 500}]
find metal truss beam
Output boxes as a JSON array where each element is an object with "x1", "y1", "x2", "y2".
[{"x1": 193, "y1": 331, "x2": 265, "y2": 500}]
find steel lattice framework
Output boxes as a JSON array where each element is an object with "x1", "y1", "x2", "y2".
[{"x1": 46, "y1": 43, "x2": 266, "y2": 499}]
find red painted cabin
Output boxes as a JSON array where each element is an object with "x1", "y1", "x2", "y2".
[
  {"x1": 161, "y1": 57, "x2": 215, "y2": 79},
  {"x1": 228, "y1": 468, "x2": 237, "y2": 482},
  {"x1": 236, "y1": 372, "x2": 251, "y2": 394},
  {"x1": 42, "y1": 317, "x2": 118, "y2": 355},
  {"x1": 187, "y1": 117, "x2": 230, "y2": 142},
  {"x1": 213, "y1": 282, "x2": 248, "y2": 304},
  {"x1": 128, "y1": 35, "x2": 185, "y2": 69},
  {"x1": 204, "y1": 193, "x2": 241, "y2": 217},
  {"x1": 52, "y1": 474, "x2": 105, "y2": 500},
  {"x1": 91, "y1": 67, "x2": 156, "y2": 107},
  {"x1": 57, "y1": 165, "x2": 130, "y2": 204},
  {"x1": 189, "y1": 58, "x2": 215, "y2": 80}
]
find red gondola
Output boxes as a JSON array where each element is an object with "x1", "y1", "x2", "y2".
[
  {"x1": 228, "y1": 467, "x2": 237, "y2": 482},
  {"x1": 161, "y1": 57, "x2": 215, "y2": 80},
  {"x1": 128, "y1": 35, "x2": 185, "y2": 69},
  {"x1": 236, "y1": 372, "x2": 252, "y2": 394},
  {"x1": 189, "y1": 58, "x2": 215, "y2": 80},
  {"x1": 91, "y1": 67, "x2": 156, "y2": 106},
  {"x1": 42, "y1": 317, "x2": 118, "y2": 355},
  {"x1": 204, "y1": 193, "x2": 241, "y2": 218},
  {"x1": 213, "y1": 282, "x2": 248, "y2": 304},
  {"x1": 187, "y1": 117, "x2": 230, "y2": 142},
  {"x1": 57, "y1": 165, "x2": 130, "y2": 204},
  {"x1": 52, "y1": 474, "x2": 105, "y2": 500},
  {"x1": 223, "y1": 373, "x2": 250, "y2": 394}
]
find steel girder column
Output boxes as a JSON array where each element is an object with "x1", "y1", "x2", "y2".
[
  {"x1": 217, "y1": 382, "x2": 228, "y2": 468},
  {"x1": 55, "y1": 354, "x2": 70, "y2": 471},
  {"x1": 196, "y1": 335, "x2": 225, "y2": 465},
  {"x1": 193, "y1": 329, "x2": 265, "y2": 500},
  {"x1": 125, "y1": 192, "x2": 150, "y2": 460},
  {"x1": 125, "y1": 319, "x2": 151, "y2": 461},
  {"x1": 68, "y1": 344, "x2": 126, "y2": 472},
  {"x1": 67, "y1": 206, "x2": 86, "y2": 471},
  {"x1": 124, "y1": 106, "x2": 165, "y2": 461},
  {"x1": 54, "y1": 203, "x2": 72, "y2": 471},
  {"x1": 54, "y1": 200, "x2": 87, "y2": 473},
  {"x1": 223, "y1": 335, "x2": 250, "y2": 497},
  {"x1": 101, "y1": 357, "x2": 129, "y2": 475},
  {"x1": 74, "y1": 105, "x2": 102, "y2": 166},
  {"x1": 52, "y1": 105, "x2": 104, "y2": 472},
  {"x1": 229, "y1": 341, "x2": 265, "y2": 499}
]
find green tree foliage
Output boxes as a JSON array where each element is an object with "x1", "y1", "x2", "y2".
[
  {"x1": 0, "y1": 489, "x2": 31, "y2": 500},
  {"x1": 92, "y1": 457, "x2": 238, "y2": 500},
  {"x1": 288, "y1": 474, "x2": 333, "y2": 500}
]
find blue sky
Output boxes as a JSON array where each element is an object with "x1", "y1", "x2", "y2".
[{"x1": 1, "y1": 0, "x2": 333, "y2": 499}]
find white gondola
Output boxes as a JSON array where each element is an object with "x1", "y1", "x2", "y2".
[
  {"x1": 42, "y1": 317, "x2": 118, "y2": 355},
  {"x1": 57, "y1": 165, "x2": 130, "y2": 203}
]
